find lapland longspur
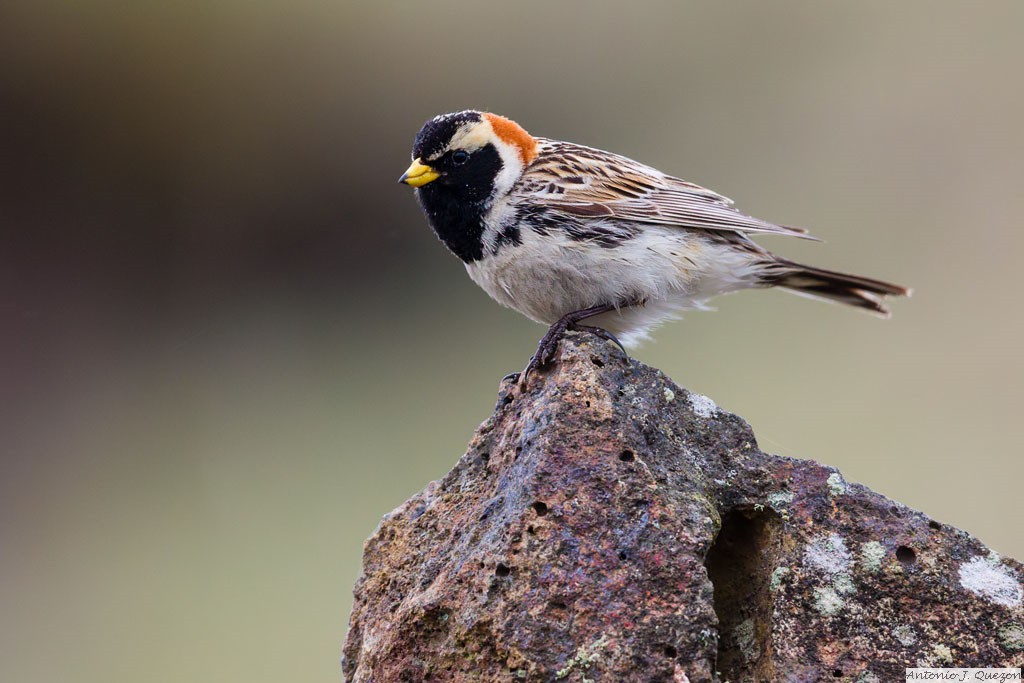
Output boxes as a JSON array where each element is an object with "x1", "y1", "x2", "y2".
[{"x1": 399, "y1": 111, "x2": 909, "y2": 385}]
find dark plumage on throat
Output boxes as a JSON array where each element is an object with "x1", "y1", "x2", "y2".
[{"x1": 414, "y1": 141, "x2": 504, "y2": 263}]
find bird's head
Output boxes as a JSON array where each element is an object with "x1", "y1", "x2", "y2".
[{"x1": 399, "y1": 111, "x2": 538, "y2": 204}]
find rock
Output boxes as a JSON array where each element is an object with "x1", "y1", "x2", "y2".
[{"x1": 341, "y1": 333, "x2": 1024, "y2": 682}]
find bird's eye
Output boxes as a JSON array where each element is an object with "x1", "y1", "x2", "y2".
[{"x1": 451, "y1": 150, "x2": 470, "y2": 166}]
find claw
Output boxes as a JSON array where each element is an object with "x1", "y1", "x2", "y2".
[
  {"x1": 575, "y1": 324, "x2": 628, "y2": 356},
  {"x1": 518, "y1": 327, "x2": 565, "y2": 392}
]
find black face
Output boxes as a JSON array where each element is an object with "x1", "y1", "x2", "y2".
[
  {"x1": 412, "y1": 112, "x2": 503, "y2": 204},
  {"x1": 419, "y1": 143, "x2": 503, "y2": 204},
  {"x1": 409, "y1": 112, "x2": 507, "y2": 263}
]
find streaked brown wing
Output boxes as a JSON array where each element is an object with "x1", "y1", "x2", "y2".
[{"x1": 518, "y1": 138, "x2": 817, "y2": 241}]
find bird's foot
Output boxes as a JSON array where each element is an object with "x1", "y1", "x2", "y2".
[
  {"x1": 516, "y1": 303, "x2": 619, "y2": 392},
  {"x1": 517, "y1": 317, "x2": 574, "y2": 392}
]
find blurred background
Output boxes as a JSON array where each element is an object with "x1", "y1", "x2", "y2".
[{"x1": 2, "y1": 1, "x2": 1022, "y2": 681}]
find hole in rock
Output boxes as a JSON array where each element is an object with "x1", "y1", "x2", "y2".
[
  {"x1": 619, "y1": 450, "x2": 635, "y2": 462},
  {"x1": 705, "y1": 506, "x2": 782, "y2": 683},
  {"x1": 495, "y1": 563, "x2": 510, "y2": 577},
  {"x1": 896, "y1": 546, "x2": 916, "y2": 566},
  {"x1": 928, "y1": 520, "x2": 941, "y2": 531},
  {"x1": 531, "y1": 502, "x2": 548, "y2": 517},
  {"x1": 663, "y1": 645, "x2": 678, "y2": 658}
]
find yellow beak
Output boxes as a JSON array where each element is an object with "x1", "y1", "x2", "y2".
[{"x1": 398, "y1": 158, "x2": 440, "y2": 188}]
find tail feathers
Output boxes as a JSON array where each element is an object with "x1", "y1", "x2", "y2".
[{"x1": 767, "y1": 260, "x2": 911, "y2": 317}]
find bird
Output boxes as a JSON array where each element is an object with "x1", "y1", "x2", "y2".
[{"x1": 398, "y1": 111, "x2": 909, "y2": 387}]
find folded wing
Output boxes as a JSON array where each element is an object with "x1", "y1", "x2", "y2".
[{"x1": 518, "y1": 138, "x2": 818, "y2": 241}]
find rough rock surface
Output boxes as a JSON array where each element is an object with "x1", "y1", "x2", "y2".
[{"x1": 342, "y1": 334, "x2": 1023, "y2": 682}]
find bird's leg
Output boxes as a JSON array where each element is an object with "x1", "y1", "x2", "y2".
[{"x1": 517, "y1": 303, "x2": 618, "y2": 390}]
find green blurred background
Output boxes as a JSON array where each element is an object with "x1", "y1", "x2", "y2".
[{"x1": 2, "y1": 1, "x2": 1022, "y2": 681}]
